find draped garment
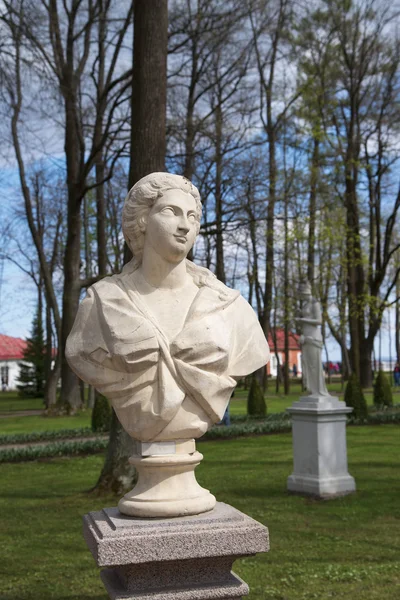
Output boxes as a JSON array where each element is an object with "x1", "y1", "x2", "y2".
[{"x1": 66, "y1": 267, "x2": 270, "y2": 441}]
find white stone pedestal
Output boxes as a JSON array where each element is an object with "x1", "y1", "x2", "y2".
[
  {"x1": 118, "y1": 439, "x2": 216, "y2": 518},
  {"x1": 287, "y1": 395, "x2": 356, "y2": 498},
  {"x1": 83, "y1": 502, "x2": 269, "y2": 600}
]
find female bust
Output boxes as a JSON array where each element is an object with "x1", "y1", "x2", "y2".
[{"x1": 66, "y1": 173, "x2": 270, "y2": 443}]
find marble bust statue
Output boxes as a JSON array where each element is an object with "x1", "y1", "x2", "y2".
[
  {"x1": 298, "y1": 282, "x2": 330, "y2": 398},
  {"x1": 66, "y1": 172, "x2": 270, "y2": 516}
]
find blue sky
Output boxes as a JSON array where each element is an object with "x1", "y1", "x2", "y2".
[{"x1": 0, "y1": 164, "x2": 396, "y2": 365}]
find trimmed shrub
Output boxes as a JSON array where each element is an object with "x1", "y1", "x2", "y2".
[
  {"x1": 247, "y1": 377, "x2": 266, "y2": 417},
  {"x1": 373, "y1": 371, "x2": 393, "y2": 407},
  {"x1": 0, "y1": 438, "x2": 108, "y2": 463},
  {"x1": 344, "y1": 372, "x2": 368, "y2": 419},
  {"x1": 91, "y1": 393, "x2": 112, "y2": 432},
  {"x1": 0, "y1": 427, "x2": 93, "y2": 446}
]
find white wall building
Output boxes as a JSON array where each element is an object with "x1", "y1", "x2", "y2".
[{"x1": 0, "y1": 334, "x2": 26, "y2": 390}]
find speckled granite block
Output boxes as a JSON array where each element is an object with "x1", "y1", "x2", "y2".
[{"x1": 83, "y1": 502, "x2": 269, "y2": 600}]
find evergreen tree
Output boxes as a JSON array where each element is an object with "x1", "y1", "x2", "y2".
[
  {"x1": 247, "y1": 376, "x2": 267, "y2": 417},
  {"x1": 344, "y1": 373, "x2": 368, "y2": 419},
  {"x1": 17, "y1": 306, "x2": 46, "y2": 398},
  {"x1": 92, "y1": 393, "x2": 112, "y2": 432},
  {"x1": 373, "y1": 371, "x2": 393, "y2": 408}
]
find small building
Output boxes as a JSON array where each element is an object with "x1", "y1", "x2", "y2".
[
  {"x1": 0, "y1": 334, "x2": 26, "y2": 390},
  {"x1": 266, "y1": 329, "x2": 301, "y2": 378}
]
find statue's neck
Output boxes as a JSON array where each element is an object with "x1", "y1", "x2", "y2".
[{"x1": 140, "y1": 248, "x2": 188, "y2": 290}]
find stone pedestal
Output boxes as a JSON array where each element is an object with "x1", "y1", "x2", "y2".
[
  {"x1": 118, "y1": 439, "x2": 216, "y2": 518},
  {"x1": 287, "y1": 395, "x2": 356, "y2": 498},
  {"x1": 83, "y1": 502, "x2": 269, "y2": 600}
]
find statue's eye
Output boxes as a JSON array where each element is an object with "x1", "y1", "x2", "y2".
[
  {"x1": 188, "y1": 213, "x2": 196, "y2": 222},
  {"x1": 161, "y1": 207, "x2": 175, "y2": 215}
]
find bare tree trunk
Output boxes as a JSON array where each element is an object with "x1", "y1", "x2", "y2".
[
  {"x1": 94, "y1": 410, "x2": 136, "y2": 495},
  {"x1": 96, "y1": 0, "x2": 168, "y2": 494},
  {"x1": 128, "y1": 0, "x2": 167, "y2": 187},
  {"x1": 214, "y1": 102, "x2": 225, "y2": 283},
  {"x1": 95, "y1": 0, "x2": 108, "y2": 279},
  {"x1": 283, "y1": 176, "x2": 290, "y2": 395},
  {"x1": 307, "y1": 138, "x2": 319, "y2": 283},
  {"x1": 396, "y1": 279, "x2": 400, "y2": 364}
]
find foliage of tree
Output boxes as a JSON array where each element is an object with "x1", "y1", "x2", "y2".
[
  {"x1": 373, "y1": 371, "x2": 393, "y2": 408},
  {"x1": 344, "y1": 373, "x2": 368, "y2": 419}
]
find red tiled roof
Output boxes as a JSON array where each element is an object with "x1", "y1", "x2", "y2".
[
  {"x1": 267, "y1": 329, "x2": 300, "y2": 351},
  {"x1": 0, "y1": 334, "x2": 27, "y2": 360}
]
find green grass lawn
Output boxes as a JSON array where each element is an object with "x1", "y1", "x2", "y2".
[
  {"x1": 2, "y1": 382, "x2": 399, "y2": 435},
  {"x1": 0, "y1": 391, "x2": 44, "y2": 412},
  {"x1": 231, "y1": 381, "x2": 400, "y2": 416},
  {"x1": 0, "y1": 411, "x2": 92, "y2": 435},
  {"x1": 1, "y1": 425, "x2": 399, "y2": 600}
]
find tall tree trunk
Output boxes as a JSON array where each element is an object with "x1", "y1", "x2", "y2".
[
  {"x1": 60, "y1": 89, "x2": 84, "y2": 411},
  {"x1": 307, "y1": 138, "x2": 319, "y2": 283},
  {"x1": 396, "y1": 279, "x2": 400, "y2": 364},
  {"x1": 345, "y1": 135, "x2": 366, "y2": 384},
  {"x1": 283, "y1": 179, "x2": 289, "y2": 395},
  {"x1": 44, "y1": 294, "x2": 60, "y2": 409},
  {"x1": 96, "y1": 0, "x2": 168, "y2": 494},
  {"x1": 95, "y1": 0, "x2": 108, "y2": 279},
  {"x1": 214, "y1": 102, "x2": 225, "y2": 283},
  {"x1": 94, "y1": 410, "x2": 137, "y2": 495},
  {"x1": 129, "y1": 0, "x2": 167, "y2": 187},
  {"x1": 263, "y1": 123, "x2": 276, "y2": 340}
]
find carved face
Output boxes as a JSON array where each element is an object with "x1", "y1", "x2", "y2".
[{"x1": 142, "y1": 189, "x2": 198, "y2": 263}]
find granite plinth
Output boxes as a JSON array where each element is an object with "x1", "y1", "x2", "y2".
[
  {"x1": 287, "y1": 395, "x2": 356, "y2": 498},
  {"x1": 83, "y1": 502, "x2": 269, "y2": 600}
]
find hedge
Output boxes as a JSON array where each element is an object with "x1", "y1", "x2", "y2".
[
  {"x1": 0, "y1": 427, "x2": 94, "y2": 446},
  {"x1": 0, "y1": 438, "x2": 108, "y2": 463},
  {"x1": 1, "y1": 409, "x2": 399, "y2": 463}
]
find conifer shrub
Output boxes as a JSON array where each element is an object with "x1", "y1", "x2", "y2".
[
  {"x1": 373, "y1": 370, "x2": 393, "y2": 408},
  {"x1": 17, "y1": 306, "x2": 46, "y2": 398},
  {"x1": 247, "y1": 377, "x2": 266, "y2": 417},
  {"x1": 91, "y1": 393, "x2": 112, "y2": 432},
  {"x1": 344, "y1": 372, "x2": 368, "y2": 419}
]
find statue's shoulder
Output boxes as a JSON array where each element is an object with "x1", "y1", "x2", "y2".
[
  {"x1": 187, "y1": 262, "x2": 239, "y2": 304},
  {"x1": 88, "y1": 271, "x2": 130, "y2": 300}
]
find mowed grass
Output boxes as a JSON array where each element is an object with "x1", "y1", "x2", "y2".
[
  {"x1": 230, "y1": 380, "x2": 400, "y2": 416},
  {"x1": 0, "y1": 412, "x2": 92, "y2": 435},
  {"x1": 0, "y1": 392, "x2": 44, "y2": 412},
  {"x1": 2, "y1": 381, "x2": 400, "y2": 435},
  {"x1": 0, "y1": 426, "x2": 399, "y2": 600}
]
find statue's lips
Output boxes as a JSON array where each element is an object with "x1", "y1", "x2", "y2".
[{"x1": 174, "y1": 235, "x2": 187, "y2": 243}]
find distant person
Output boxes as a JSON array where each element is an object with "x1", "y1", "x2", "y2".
[
  {"x1": 394, "y1": 363, "x2": 400, "y2": 387},
  {"x1": 292, "y1": 363, "x2": 297, "y2": 378},
  {"x1": 1, "y1": 377, "x2": 6, "y2": 392},
  {"x1": 220, "y1": 390, "x2": 233, "y2": 426}
]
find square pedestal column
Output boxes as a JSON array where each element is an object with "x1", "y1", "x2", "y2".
[
  {"x1": 83, "y1": 502, "x2": 269, "y2": 600},
  {"x1": 287, "y1": 396, "x2": 356, "y2": 498}
]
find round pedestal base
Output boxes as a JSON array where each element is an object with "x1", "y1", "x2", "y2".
[{"x1": 118, "y1": 450, "x2": 216, "y2": 518}]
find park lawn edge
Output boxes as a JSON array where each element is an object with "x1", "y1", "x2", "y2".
[{"x1": 1, "y1": 409, "x2": 400, "y2": 463}]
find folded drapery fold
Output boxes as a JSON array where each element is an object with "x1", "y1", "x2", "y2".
[{"x1": 66, "y1": 265, "x2": 270, "y2": 441}]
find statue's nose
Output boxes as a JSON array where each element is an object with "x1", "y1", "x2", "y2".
[{"x1": 177, "y1": 217, "x2": 190, "y2": 233}]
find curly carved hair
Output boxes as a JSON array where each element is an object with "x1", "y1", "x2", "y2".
[
  {"x1": 121, "y1": 173, "x2": 233, "y2": 300},
  {"x1": 122, "y1": 172, "x2": 202, "y2": 260}
]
